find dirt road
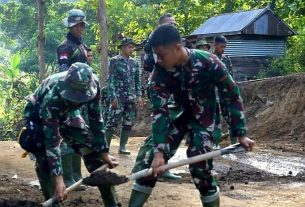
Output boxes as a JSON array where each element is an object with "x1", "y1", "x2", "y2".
[{"x1": 0, "y1": 138, "x2": 304, "y2": 207}]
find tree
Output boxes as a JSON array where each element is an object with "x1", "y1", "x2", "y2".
[
  {"x1": 36, "y1": 0, "x2": 46, "y2": 82},
  {"x1": 98, "y1": 0, "x2": 108, "y2": 86}
]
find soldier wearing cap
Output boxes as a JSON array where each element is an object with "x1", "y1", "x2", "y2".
[
  {"x1": 23, "y1": 63, "x2": 119, "y2": 207},
  {"x1": 196, "y1": 39, "x2": 211, "y2": 52},
  {"x1": 57, "y1": 9, "x2": 91, "y2": 189},
  {"x1": 213, "y1": 35, "x2": 233, "y2": 77},
  {"x1": 57, "y1": 9, "x2": 89, "y2": 72},
  {"x1": 105, "y1": 38, "x2": 143, "y2": 155}
]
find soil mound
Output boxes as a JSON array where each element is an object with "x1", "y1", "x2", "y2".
[{"x1": 0, "y1": 200, "x2": 42, "y2": 207}]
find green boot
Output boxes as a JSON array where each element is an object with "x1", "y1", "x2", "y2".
[
  {"x1": 119, "y1": 129, "x2": 131, "y2": 155},
  {"x1": 200, "y1": 187, "x2": 220, "y2": 207},
  {"x1": 39, "y1": 179, "x2": 60, "y2": 207},
  {"x1": 98, "y1": 185, "x2": 118, "y2": 207},
  {"x1": 62, "y1": 154, "x2": 76, "y2": 187},
  {"x1": 72, "y1": 153, "x2": 82, "y2": 181},
  {"x1": 128, "y1": 189, "x2": 151, "y2": 207},
  {"x1": 106, "y1": 129, "x2": 114, "y2": 147},
  {"x1": 160, "y1": 170, "x2": 181, "y2": 181}
]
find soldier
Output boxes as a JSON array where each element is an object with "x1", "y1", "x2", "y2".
[
  {"x1": 57, "y1": 9, "x2": 89, "y2": 72},
  {"x1": 57, "y1": 9, "x2": 91, "y2": 188},
  {"x1": 87, "y1": 48, "x2": 93, "y2": 66},
  {"x1": 196, "y1": 39, "x2": 211, "y2": 52},
  {"x1": 128, "y1": 25, "x2": 255, "y2": 207},
  {"x1": 213, "y1": 35, "x2": 233, "y2": 77},
  {"x1": 105, "y1": 38, "x2": 143, "y2": 155},
  {"x1": 23, "y1": 63, "x2": 119, "y2": 207}
]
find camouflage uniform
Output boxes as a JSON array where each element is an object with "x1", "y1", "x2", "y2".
[
  {"x1": 101, "y1": 86, "x2": 110, "y2": 124},
  {"x1": 216, "y1": 53, "x2": 233, "y2": 77},
  {"x1": 106, "y1": 54, "x2": 142, "y2": 135},
  {"x1": 24, "y1": 63, "x2": 117, "y2": 207},
  {"x1": 130, "y1": 49, "x2": 246, "y2": 202}
]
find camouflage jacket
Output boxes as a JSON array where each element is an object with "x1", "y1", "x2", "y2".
[
  {"x1": 216, "y1": 53, "x2": 233, "y2": 77},
  {"x1": 107, "y1": 55, "x2": 142, "y2": 103},
  {"x1": 24, "y1": 72, "x2": 108, "y2": 176},
  {"x1": 149, "y1": 49, "x2": 246, "y2": 153},
  {"x1": 57, "y1": 32, "x2": 89, "y2": 72}
]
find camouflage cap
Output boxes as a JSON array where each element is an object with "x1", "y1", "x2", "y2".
[
  {"x1": 63, "y1": 9, "x2": 89, "y2": 28},
  {"x1": 196, "y1": 39, "x2": 211, "y2": 49},
  {"x1": 58, "y1": 62, "x2": 97, "y2": 104},
  {"x1": 118, "y1": 38, "x2": 136, "y2": 49}
]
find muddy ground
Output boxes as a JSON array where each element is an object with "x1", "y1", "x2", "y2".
[{"x1": 1, "y1": 74, "x2": 305, "y2": 206}]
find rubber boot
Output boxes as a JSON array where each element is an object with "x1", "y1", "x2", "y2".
[
  {"x1": 72, "y1": 153, "x2": 82, "y2": 181},
  {"x1": 62, "y1": 154, "x2": 76, "y2": 187},
  {"x1": 106, "y1": 129, "x2": 114, "y2": 147},
  {"x1": 39, "y1": 179, "x2": 60, "y2": 207},
  {"x1": 128, "y1": 189, "x2": 151, "y2": 207},
  {"x1": 200, "y1": 187, "x2": 220, "y2": 207},
  {"x1": 119, "y1": 129, "x2": 131, "y2": 155},
  {"x1": 160, "y1": 170, "x2": 181, "y2": 181},
  {"x1": 98, "y1": 185, "x2": 118, "y2": 207}
]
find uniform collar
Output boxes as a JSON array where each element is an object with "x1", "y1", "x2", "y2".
[{"x1": 67, "y1": 32, "x2": 83, "y2": 45}]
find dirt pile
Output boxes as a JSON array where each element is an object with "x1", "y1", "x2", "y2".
[
  {"x1": 133, "y1": 73, "x2": 305, "y2": 152},
  {"x1": 240, "y1": 73, "x2": 305, "y2": 152}
]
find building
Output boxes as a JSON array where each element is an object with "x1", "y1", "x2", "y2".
[{"x1": 188, "y1": 6, "x2": 297, "y2": 80}]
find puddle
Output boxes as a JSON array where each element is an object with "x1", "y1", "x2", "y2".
[{"x1": 168, "y1": 148, "x2": 305, "y2": 177}]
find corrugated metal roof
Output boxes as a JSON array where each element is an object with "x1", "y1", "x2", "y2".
[{"x1": 191, "y1": 8, "x2": 266, "y2": 36}]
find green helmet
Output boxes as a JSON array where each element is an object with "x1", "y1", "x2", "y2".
[
  {"x1": 58, "y1": 62, "x2": 97, "y2": 104},
  {"x1": 63, "y1": 9, "x2": 88, "y2": 28},
  {"x1": 196, "y1": 39, "x2": 211, "y2": 49}
]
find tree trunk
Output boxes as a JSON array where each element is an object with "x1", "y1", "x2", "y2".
[
  {"x1": 98, "y1": 0, "x2": 109, "y2": 87},
  {"x1": 37, "y1": 0, "x2": 46, "y2": 83}
]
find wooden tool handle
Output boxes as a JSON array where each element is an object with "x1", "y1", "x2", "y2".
[
  {"x1": 42, "y1": 164, "x2": 108, "y2": 207},
  {"x1": 127, "y1": 150, "x2": 221, "y2": 181}
]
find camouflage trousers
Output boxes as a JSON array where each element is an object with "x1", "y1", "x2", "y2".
[
  {"x1": 33, "y1": 124, "x2": 116, "y2": 206},
  {"x1": 106, "y1": 101, "x2": 136, "y2": 132},
  {"x1": 132, "y1": 117, "x2": 218, "y2": 197}
]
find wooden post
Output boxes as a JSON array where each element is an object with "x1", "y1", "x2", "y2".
[
  {"x1": 37, "y1": 0, "x2": 46, "y2": 83},
  {"x1": 98, "y1": 0, "x2": 109, "y2": 87}
]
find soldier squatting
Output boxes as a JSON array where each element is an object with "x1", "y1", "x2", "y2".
[{"x1": 20, "y1": 9, "x2": 255, "y2": 207}]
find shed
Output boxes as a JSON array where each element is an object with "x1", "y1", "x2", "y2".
[{"x1": 188, "y1": 6, "x2": 297, "y2": 80}]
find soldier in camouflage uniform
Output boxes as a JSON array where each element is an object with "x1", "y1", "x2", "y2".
[
  {"x1": 57, "y1": 9, "x2": 91, "y2": 188},
  {"x1": 105, "y1": 38, "x2": 143, "y2": 155},
  {"x1": 213, "y1": 35, "x2": 233, "y2": 77},
  {"x1": 24, "y1": 63, "x2": 119, "y2": 207},
  {"x1": 57, "y1": 9, "x2": 89, "y2": 72},
  {"x1": 128, "y1": 25, "x2": 255, "y2": 207}
]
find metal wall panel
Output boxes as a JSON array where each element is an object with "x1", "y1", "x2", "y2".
[{"x1": 224, "y1": 40, "x2": 286, "y2": 57}]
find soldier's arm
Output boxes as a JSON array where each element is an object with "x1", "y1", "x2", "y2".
[
  {"x1": 87, "y1": 80, "x2": 109, "y2": 152},
  {"x1": 40, "y1": 92, "x2": 64, "y2": 176},
  {"x1": 226, "y1": 56, "x2": 234, "y2": 77},
  {"x1": 134, "y1": 61, "x2": 142, "y2": 97},
  {"x1": 210, "y1": 55, "x2": 247, "y2": 138},
  {"x1": 148, "y1": 70, "x2": 171, "y2": 154},
  {"x1": 57, "y1": 44, "x2": 73, "y2": 72},
  {"x1": 107, "y1": 59, "x2": 117, "y2": 102}
]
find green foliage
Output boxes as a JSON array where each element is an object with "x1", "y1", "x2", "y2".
[{"x1": 0, "y1": 53, "x2": 38, "y2": 140}]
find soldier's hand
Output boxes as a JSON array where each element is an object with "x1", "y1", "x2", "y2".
[
  {"x1": 54, "y1": 175, "x2": 67, "y2": 202},
  {"x1": 102, "y1": 153, "x2": 119, "y2": 169},
  {"x1": 111, "y1": 98, "x2": 118, "y2": 109},
  {"x1": 151, "y1": 152, "x2": 165, "y2": 177},
  {"x1": 137, "y1": 96, "x2": 143, "y2": 110},
  {"x1": 238, "y1": 136, "x2": 255, "y2": 151}
]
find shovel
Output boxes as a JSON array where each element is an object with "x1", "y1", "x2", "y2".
[
  {"x1": 82, "y1": 143, "x2": 246, "y2": 187},
  {"x1": 42, "y1": 164, "x2": 109, "y2": 207}
]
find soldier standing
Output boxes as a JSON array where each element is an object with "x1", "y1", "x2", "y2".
[
  {"x1": 213, "y1": 35, "x2": 233, "y2": 77},
  {"x1": 23, "y1": 63, "x2": 119, "y2": 207},
  {"x1": 128, "y1": 25, "x2": 255, "y2": 207},
  {"x1": 105, "y1": 38, "x2": 143, "y2": 155},
  {"x1": 56, "y1": 9, "x2": 91, "y2": 188}
]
